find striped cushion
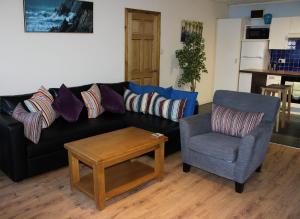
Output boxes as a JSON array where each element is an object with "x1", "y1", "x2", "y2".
[
  {"x1": 148, "y1": 92, "x2": 186, "y2": 122},
  {"x1": 12, "y1": 103, "x2": 42, "y2": 144},
  {"x1": 81, "y1": 84, "x2": 104, "y2": 118},
  {"x1": 24, "y1": 86, "x2": 56, "y2": 129},
  {"x1": 124, "y1": 89, "x2": 153, "y2": 113},
  {"x1": 211, "y1": 104, "x2": 264, "y2": 137}
]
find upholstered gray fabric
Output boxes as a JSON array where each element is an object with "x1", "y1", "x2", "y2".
[
  {"x1": 189, "y1": 133, "x2": 240, "y2": 162},
  {"x1": 180, "y1": 90, "x2": 280, "y2": 185}
]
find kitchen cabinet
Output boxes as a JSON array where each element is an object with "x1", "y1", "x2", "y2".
[
  {"x1": 238, "y1": 73, "x2": 252, "y2": 92},
  {"x1": 289, "y1": 17, "x2": 300, "y2": 34},
  {"x1": 214, "y1": 18, "x2": 243, "y2": 92},
  {"x1": 269, "y1": 17, "x2": 290, "y2": 49}
]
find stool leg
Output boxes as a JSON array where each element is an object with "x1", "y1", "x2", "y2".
[
  {"x1": 276, "y1": 109, "x2": 280, "y2": 132},
  {"x1": 281, "y1": 90, "x2": 287, "y2": 128},
  {"x1": 288, "y1": 88, "x2": 291, "y2": 120}
]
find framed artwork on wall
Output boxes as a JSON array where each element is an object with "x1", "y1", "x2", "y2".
[
  {"x1": 23, "y1": 0, "x2": 93, "y2": 33},
  {"x1": 180, "y1": 20, "x2": 203, "y2": 42}
]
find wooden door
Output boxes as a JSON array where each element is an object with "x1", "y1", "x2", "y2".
[{"x1": 125, "y1": 9, "x2": 161, "y2": 86}]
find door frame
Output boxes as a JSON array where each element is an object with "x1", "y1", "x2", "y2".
[{"x1": 125, "y1": 8, "x2": 161, "y2": 85}]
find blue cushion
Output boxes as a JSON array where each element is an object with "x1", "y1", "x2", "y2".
[
  {"x1": 129, "y1": 82, "x2": 172, "y2": 98},
  {"x1": 170, "y1": 89, "x2": 198, "y2": 117}
]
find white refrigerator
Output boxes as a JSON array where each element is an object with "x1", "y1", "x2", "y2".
[{"x1": 238, "y1": 40, "x2": 270, "y2": 92}]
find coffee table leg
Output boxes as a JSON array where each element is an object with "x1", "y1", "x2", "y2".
[
  {"x1": 68, "y1": 152, "x2": 80, "y2": 191},
  {"x1": 155, "y1": 143, "x2": 165, "y2": 181},
  {"x1": 93, "y1": 163, "x2": 106, "y2": 210}
]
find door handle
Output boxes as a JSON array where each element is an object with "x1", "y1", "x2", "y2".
[{"x1": 242, "y1": 56, "x2": 263, "y2": 59}]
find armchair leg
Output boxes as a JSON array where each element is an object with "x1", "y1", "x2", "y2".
[
  {"x1": 256, "y1": 164, "x2": 262, "y2": 173},
  {"x1": 235, "y1": 182, "x2": 244, "y2": 193},
  {"x1": 183, "y1": 163, "x2": 191, "y2": 173}
]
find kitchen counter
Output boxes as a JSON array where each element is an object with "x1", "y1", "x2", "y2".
[
  {"x1": 240, "y1": 69, "x2": 300, "y2": 77},
  {"x1": 239, "y1": 69, "x2": 300, "y2": 94}
]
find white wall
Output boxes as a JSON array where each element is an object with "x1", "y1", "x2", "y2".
[
  {"x1": 229, "y1": 1, "x2": 300, "y2": 18},
  {"x1": 0, "y1": 0, "x2": 227, "y2": 104}
]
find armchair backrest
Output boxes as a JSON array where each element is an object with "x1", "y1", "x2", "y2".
[{"x1": 213, "y1": 90, "x2": 280, "y2": 123}]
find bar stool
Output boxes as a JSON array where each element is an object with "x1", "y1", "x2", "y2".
[{"x1": 261, "y1": 84, "x2": 292, "y2": 132}]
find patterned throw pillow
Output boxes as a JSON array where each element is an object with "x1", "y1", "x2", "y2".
[
  {"x1": 12, "y1": 103, "x2": 43, "y2": 144},
  {"x1": 81, "y1": 84, "x2": 104, "y2": 118},
  {"x1": 24, "y1": 86, "x2": 56, "y2": 129},
  {"x1": 211, "y1": 104, "x2": 264, "y2": 137},
  {"x1": 148, "y1": 92, "x2": 187, "y2": 122},
  {"x1": 124, "y1": 89, "x2": 153, "y2": 114}
]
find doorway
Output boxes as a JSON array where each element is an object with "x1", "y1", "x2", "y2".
[{"x1": 125, "y1": 8, "x2": 161, "y2": 86}]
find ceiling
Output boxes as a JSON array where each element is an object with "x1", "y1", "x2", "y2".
[{"x1": 216, "y1": 0, "x2": 298, "y2": 5}]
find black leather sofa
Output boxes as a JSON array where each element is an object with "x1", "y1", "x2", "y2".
[{"x1": 0, "y1": 82, "x2": 184, "y2": 182}]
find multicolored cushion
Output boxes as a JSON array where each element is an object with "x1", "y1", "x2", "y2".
[
  {"x1": 24, "y1": 86, "x2": 56, "y2": 128},
  {"x1": 211, "y1": 104, "x2": 264, "y2": 137},
  {"x1": 12, "y1": 103, "x2": 43, "y2": 144},
  {"x1": 81, "y1": 84, "x2": 104, "y2": 118},
  {"x1": 124, "y1": 89, "x2": 153, "y2": 114},
  {"x1": 170, "y1": 89, "x2": 198, "y2": 117},
  {"x1": 52, "y1": 84, "x2": 84, "y2": 122},
  {"x1": 148, "y1": 92, "x2": 186, "y2": 122},
  {"x1": 100, "y1": 85, "x2": 125, "y2": 114}
]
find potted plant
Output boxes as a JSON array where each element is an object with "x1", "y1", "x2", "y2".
[{"x1": 175, "y1": 32, "x2": 207, "y2": 92}]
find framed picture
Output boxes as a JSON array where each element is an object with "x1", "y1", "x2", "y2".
[
  {"x1": 23, "y1": 0, "x2": 93, "y2": 33},
  {"x1": 180, "y1": 20, "x2": 203, "y2": 42}
]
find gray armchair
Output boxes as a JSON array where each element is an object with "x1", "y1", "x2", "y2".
[{"x1": 180, "y1": 90, "x2": 280, "y2": 193}]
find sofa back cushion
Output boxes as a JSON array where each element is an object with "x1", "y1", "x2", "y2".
[
  {"x1": 211, "y1": 104, "x2": 264, "y2": 137},
  {"x1": 98, "y1": 82, "x2": 129, "y2": 96},
  {"x1": 0, "y1": 93, "x2": 33, "y2": 115}
]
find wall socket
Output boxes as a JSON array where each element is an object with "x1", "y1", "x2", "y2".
[{"x1": 278, "y1": 58, "x2": 286, "y2": 64}]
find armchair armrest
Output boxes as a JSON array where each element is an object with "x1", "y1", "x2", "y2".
[
  {"x1": 179, "y1": 113, "x2": 212, "y2": 162},
  {"x1": 234, "y1": 121, "x2": 274, "y2": 183},
  {"x1": 0, "y1": 113, "x2": 27, "y2": 181}
]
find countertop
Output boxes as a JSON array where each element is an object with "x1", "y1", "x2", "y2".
[{"x1": 240, "y1": 69, "x2": 300, "y2": 77}]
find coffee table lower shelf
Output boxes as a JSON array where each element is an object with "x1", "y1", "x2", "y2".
[{"x1": 75, "y1": 160, "x2": 155, "y2": 201}]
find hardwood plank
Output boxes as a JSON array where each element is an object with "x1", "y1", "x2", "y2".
[{"x1": 0, "y1": 144, "x2": 299, "y2": 218}]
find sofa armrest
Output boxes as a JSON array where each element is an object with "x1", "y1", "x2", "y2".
[
  {"x1": 0, "y1": 113, "x2": 27, "y2": 181},
  {"x1": 234, "y1": 121, "x2": 274, "y2": 183},
  {"x1": 179, "y1": 113, "x2": 212, "y2": 162}
]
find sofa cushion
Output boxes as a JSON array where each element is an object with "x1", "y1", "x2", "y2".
[
  {"x1": 27, "y1": 112, "x2": 126, "y2": 158},
  {"x1": 100, "y1": 85, "x2": 125, "y2": 114},
  {"x1": 81, "y1": 84, "x2": 104, "y2": 118},
  {"x1": 148, "y1": 92, "x2": 186, "y2": 122},
  {"x1": 0, "y1": 93, "x2": 33, "y2": 115},
  {"x1": 189, "y1": 132, "x2": 241, "y2": 162},
  {"x1": 129, "y1": 82, "x2": 173, "y2": 98},
  {"x1": 52, "y1": 84, "x2": 84, "y2": 122},
  {"x1": 24, "y1": 86, "x2": 56, "y2": 128},
  {"x1": 12, "y1": 103, "x2": 43, "y2": 144},
  {"x1": 98, "y1": 82, "x2": 129, "y2": 96},
  {"x1": 124, "y1": 89, "x2": 152, "y2": 114},
  {"x1": 212, "y1": 104, "x2": 264, "y2": 137},
  {"x1": 170, "y1": 89, "x2": 198, "y2": 117}
]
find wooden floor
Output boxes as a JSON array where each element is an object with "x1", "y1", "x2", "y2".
[{"x1": 0, "y1": 144, "x2": 299, "y2": 219}]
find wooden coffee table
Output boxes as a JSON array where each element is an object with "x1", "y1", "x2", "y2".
[{"x1": 64, "y1": 127, "x2": 168, "y2": 210}]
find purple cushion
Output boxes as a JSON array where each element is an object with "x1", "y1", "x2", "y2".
[
  {"x1": 211, "y1": 104, "x2": 264, "y2": 137},
  {"x1": 100, "y1": 85, "x2": 125, "y2": 114},
  {"x1": 52, "y1": 84, "x2": 84, "y2": 122}
]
